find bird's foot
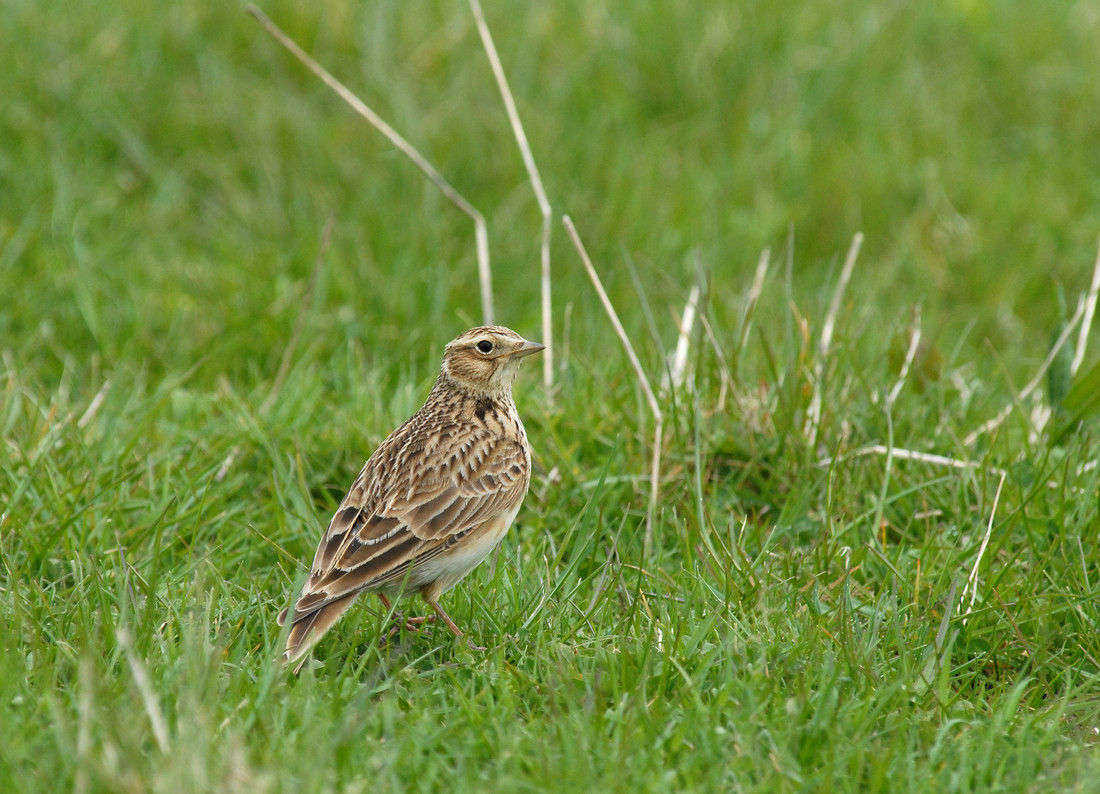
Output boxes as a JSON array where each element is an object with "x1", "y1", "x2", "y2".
[{"x1": 382, "y1": 613, "x2": 437, "y2": 644}]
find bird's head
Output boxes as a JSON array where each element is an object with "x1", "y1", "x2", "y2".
[{"x1": 441, "y1": 326, "x2": 544, "y2": 395}]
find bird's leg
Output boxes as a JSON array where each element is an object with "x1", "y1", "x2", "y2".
[
  {"x1": 378, "y1": 592, "x2": 440, "y2": 641},
  {"x1": 426, "y1": 600, "x2": 462, "y2": 637},
  {"x1": 378, "y1": 591, "x2": 484, "y2": 649},
  {"x1": 426, "y1": 598, "x2": 486, "y2": 651}
]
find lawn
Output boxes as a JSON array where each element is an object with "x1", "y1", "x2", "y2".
[{"x1": 2, "y1": 0, "x2": 1100, "y2": 791}]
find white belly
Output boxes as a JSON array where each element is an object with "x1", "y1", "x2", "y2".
[{"x1": 416, "y1": 501, "x2": 521, "y2": 594}]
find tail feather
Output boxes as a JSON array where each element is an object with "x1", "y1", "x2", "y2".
[{"x1": 281, "y1": 592, "x2": 361, "y2": 671}]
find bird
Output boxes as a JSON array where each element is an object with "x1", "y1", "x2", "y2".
[{"x1": 277, "y1": 325, "x2": 543, "y2": 670}]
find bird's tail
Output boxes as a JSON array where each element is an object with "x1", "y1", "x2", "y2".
[{"x1": 278, "y1": 591, "x2": 360, "y2": 672}]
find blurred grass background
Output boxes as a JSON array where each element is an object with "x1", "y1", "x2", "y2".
[
  {"x1": 3, "y1": 0, "x2": 1100, "y2": 791},
  {"x1": 4, "y1": 0, "x2": 1098, "y2": 387}
]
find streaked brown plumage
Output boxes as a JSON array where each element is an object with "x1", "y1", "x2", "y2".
[{"x1": 278, "y1": 326, "x2": 543, "y2": 669}]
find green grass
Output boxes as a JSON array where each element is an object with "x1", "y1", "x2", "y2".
[{"x1": 3, "y1": 0, "x2": 1100, "y2": 790}]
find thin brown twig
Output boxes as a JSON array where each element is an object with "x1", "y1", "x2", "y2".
[
  {"x1": 468, "y1": 0, "x2": 552, "y2": 387},
  {"x1": 246, "y1": 4, "x2": 493, "y2": 324}
]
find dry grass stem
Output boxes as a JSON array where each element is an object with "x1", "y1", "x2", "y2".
[
  {"x1": 805, "y1": 232, "x2": 863, "y2": 439},
  {"x1": 963, "y1": 298, "x2": 1085, "y2": 446},
  {"x1": 820, "y1": 444, "x2": 1006, "y2": 477},
  {"x1": 246, "y1": 4, "x2": 494, "y2": 324},
  {"x1": 962, "y1": 469, "x2": 1007, "y2": 616},
  {"x1": 665, "y1": 284, "x2": 701, "y2": 392},
  {"x1": 74, "y1": 659, "x2": 94, "y2": 794},
  {"x1": 1071, "y1": 236, "x2": 1100, "y2": 376},
  {"x1": 563, "y1": 215, "x2": 662, "y2": 555},
  {"x1": 215, "y1": 448, "x2": 238, "y2": 484},
  {"x1": 562, "y1": 217, "x2": 660, "y2": 421},
  {"x1": 820, "y1": 233, "x2": 863, "y2": 358},
  {"x1": 887, "y1": 307, "x2": 922, "y2": 407},
  {"x1": 76, "y1": 380, "x2": 111, "y2": 429},
  {"x1": 700, "y1": 313, "x2": 733, "y2": 412},
  {"x1": 468, "y1": 0, "x2": 553, "y2": 388},
  {"x1": 739, "y1": 247, "x2": 771, "y2": 351},
  {"x1": 116, "y1": 627, "x2": 170, "y2": 754}
]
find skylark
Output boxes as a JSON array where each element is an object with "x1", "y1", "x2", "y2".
[{"x1": 278, "y1": 325, "x2": 543, "y2": 669}]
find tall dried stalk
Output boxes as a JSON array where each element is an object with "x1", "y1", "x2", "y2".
[
  {"x1": 246, "y1": 5, "x2": 494, "y2": 324},
  {"x1": 563, "y1": 215, "x2": 663, "y2": 556},
  {"x1": 804, "y1": 233, "x2": 863, "y2": 442},
  {"x1": 469, "y1": 0, "x2": 553, "y2": 387}
]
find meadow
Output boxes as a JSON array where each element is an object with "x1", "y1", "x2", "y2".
[{"x1": 2, "y1": 0, "x2": 1100, "y2": 790}]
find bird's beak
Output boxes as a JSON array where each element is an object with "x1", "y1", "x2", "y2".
[{"x1": 511, "y1": 339, "x2": 545, "y2": 359}]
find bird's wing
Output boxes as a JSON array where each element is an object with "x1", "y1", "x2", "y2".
[{"x1": 281, "y1": 428, "x2": 529, "y2": 629}]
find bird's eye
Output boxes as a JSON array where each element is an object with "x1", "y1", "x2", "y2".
[{"x1": 476, "y1": 340, "x2": 494, "y2": 354}]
